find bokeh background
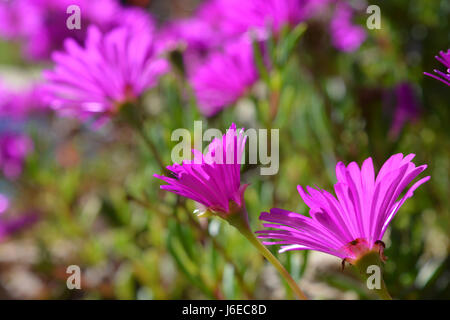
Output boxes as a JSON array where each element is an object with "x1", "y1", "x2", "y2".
[{"x1": 0, "y1": 0, "x2": 448, "y2": 299}]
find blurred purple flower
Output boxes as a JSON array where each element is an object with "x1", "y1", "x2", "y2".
[
  {"x1": 156, "y1": 18, "x2": 218, "y2": 73},
  {"x1": 212, "y1": 0, "x2": 322, "y2": 39},
  {"x1": 155, "y1": 1, "x2": 227, "y2": 76},
  {"x1": 189, "y1": 39, "x2": 259, "y2": 117},
  {"x1": 0, "y1": 81, "x2": 48, "y2": 120},
  {"x1": 154, "y1": 123, "x2": 248, "y2": 217},
  {"x1": 424, "y1": 49, "x2": 450, "y2": 86},
  {"x1": 257, "y1": 154, "x2": 429, "y2": 263},
  {"x1": 0, "y1": 0, "x2": 40, "y2": 40},
  {"x1": 0, "y1": 132, "x2": 33, "y2": 180},
  {"x1": 118, "y1": 6, "x2": 156, "y2": 34},
  {"x1": 0, "y1": 194, "x2": 39, "y2": 240},
  {"x1": 43, "y1": 25, "x2": 168, "y2": 123},
  {"x1": 0, "y1": 194, "x2": 9, "y2": 214},
  {"x1": 330, "y1": 2, "x2": 366, "y2": 52},
  {"x1": 0, "y1": 0, "x2": 155, "y2": 61},
  {"x1": 388, "y1": 83, "x2": 420, "y2": 138},
  {"x1": 0, "y1": 211, "x2": 39, "y2": 240},
  {"x1": 156, "y1": 6, "x2": 219, "y2": 54}
]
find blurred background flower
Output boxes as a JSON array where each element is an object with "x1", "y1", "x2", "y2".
[
  {"x1": 42, "y1": 25, "x2": 168, "y2": 123},
  {"x1": 0, "y1": 132, "x2": 33, "y2": 180},
  {"x1": 330, "y1": 2, "x2": 366, "y2": 52},
  {"x1": 0, "y1": 0, "x2": 154, "y2": 61},
  {"x1": 190, "y1": 39, "x2": 259, "y2": 116}
]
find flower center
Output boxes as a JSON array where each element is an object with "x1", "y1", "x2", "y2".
[
  {"x1": 342, "y1": 238, "x2": 371, "y2": 260},
  {"x1": 341, "y1": 238, "x2": 387, "y2": 268}
]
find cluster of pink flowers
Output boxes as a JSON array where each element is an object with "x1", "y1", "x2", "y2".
[
  {"x1": 0, "y1": 0, "x2": 379, "y2": 123},
  {"x1": 155, "y1": 123, "x2": 429, "y2": 264},
  {"x1": 155, "y1": 0, "x2": 367, "y2": 117},
  {"x1": 0, "y1": 0, "x2": 163, "y2": 240},
  {"x1": 0, "y1": 0, "x2": 440, "y2": 264},
  {"x1": 0, "y1": 0, "x2": 154, "y2": 61},
  {"x1": 3, "y1": 0, "x2": 442, "y2": 126}
]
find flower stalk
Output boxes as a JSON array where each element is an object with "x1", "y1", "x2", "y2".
[
  {"x1": 226, "y1": 207, "x2": 308, "y2": 300},
  {"x1": 119, "y1": 102, "x2": 168, "y2": 174},
  {"x1": 352, "y1": 250, "x2": 392, "y2": 300}
]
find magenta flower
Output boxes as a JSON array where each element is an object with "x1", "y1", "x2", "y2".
[
  {"x1": 388, "y1": 83, "x2": 420, "y2": 139},
  {"x1": 0, "y1": 194, "x2": 39, "y2": 240},
  {"x1": 0, "y1": 0, "x2": 113, "y2": 60},
  {"x1": 330, "y1": 2, "x2": 366, "y2": 52},
  {"x1": 0, "y1": 194, "x2": 9, "y2": 214},
  {"x1": 0, "y1": 0, "x2": 41, "y2": 40},
  {"x1": 0, "y1": 211, "x2": 39, "y2": 240},
  {"x1": 43, "y1": 25, "x2": 168, "y2": 123},
  {"x1": 155, "y1": 0, "x2": 231, "y2": 77},
  {"x1": 0, "y1": 132, "x2": 33, "y2": 180},
  {"x1": 155, "y1": 18, "x2": 218, "y2": 75},
  {"x1": 156, "y1": 6, "x2": 220, "y2": 56},
  {"x1": 0, "y1": 81, "x2": 48, "y2": 120},
  {"x1": 118, "y1": 7, "x2": 156, "y2": 35},
  {"x1": 154, "y1": 123, "x2": 248, "y2": 217},
  {"x1": 257, "y1": 154, "x2": 430, "y2": 264},
  {"x1": 213, "y1": 0, "x2": 316, "y2": 39},
  {"x1": 0, "y1": 0, "x2": 154, "y2": 61},
  {"x1": 189, "y1": 39, "x2": 259, "y2": 117},
  {"x1": 424, "y1": 49, "x2": 450, "y2": 86}
]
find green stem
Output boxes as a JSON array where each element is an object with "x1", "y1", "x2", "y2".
[
  {"x1": 180, "y1": 204, "x2": 254, "y2": 299},
  {"x1": 376, "y1": 278, "x2": 392, "y2": 300},
  {"x1": 135, "y1": 126, "x2": 167, "y2": 173},
  {"x1": 227, "y1": 209, "x2": 307, "y2": 300},
  {"x1": 119, "y1": 102, "x2": 168, "y2": 174},
  {"x1": 353, "y1": 251, "x2": 393, "y2": 300}
]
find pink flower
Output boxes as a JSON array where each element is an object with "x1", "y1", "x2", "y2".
[
  {"x1": 43, "y1": 25, "x2": 168, "y2": 123},
  {"x1": 257, "y1": 154, "x2": 430, "y2": 264},
  {"x1": 0, "y1": 132, "x2": 33, "y2": 180},
  {"x1": 213, "y1": 0, "x2": 314, "y2": 39},
  {"x1": 424, "y1": 49, "x2": 450, "y2": 86},
  {"x1": 0, "y1": 81, "x2": 48, "y2": 120},
  {"x1": 155, "y1": 17, "x2": 219, "y2": 74},
  {"x1": 154, "y1": 123, "x2": 248, "y2": 217},
  {"x1": 156, "y1": 5, "x2": 220, "y2": 55},
  {"x1": 0, "y1": 194, "x2": 39, "y2": 240},
  {"x1": 0, "y1": 194, "x2": 9, "y2": 214},
  {"x1": 189, "y1": 39, "x2": 259, "y2": 117},
  {"x1": 387, "y1": 83, "x2": 420, "y2": 139},
  {"x1": 0, "y1": 0, "x2": 154, "y2": 61},
  {"x1": 0, "y1": 211, "x2": 39, "y2": 240},
  {"x1": 330, "y1": 2, "x2": 366, "y2": 52}
]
